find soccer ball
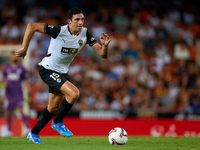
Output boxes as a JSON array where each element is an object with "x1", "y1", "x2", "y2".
[{"x1": 108, "y1": 127, "x2": 128, "y2": 145}]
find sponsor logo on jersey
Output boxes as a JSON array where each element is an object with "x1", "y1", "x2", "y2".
[
  {"x1": 91, "y1": 37, "x2": 95, "y2": 41},
  {"x1": 61, "y1": 47, "x2": 78, "y2": 54},
  {"x1": 7, "y1": 73, "x2": 20, "y2": 81},
  {"x1": 62, "y1": 38, "x2": 66, "y2": 43},
  {"x1": 48, "y1": 25, "x2": 54, "y2": 29},
  {"x1": 78, "y1": 39, "x2": 83, "y2": 46}
]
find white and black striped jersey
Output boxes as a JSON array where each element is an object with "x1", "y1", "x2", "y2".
[{"x1": 38, "y1": 24, "x2": 97, "y2": 74}]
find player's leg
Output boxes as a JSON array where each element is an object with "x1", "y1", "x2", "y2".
[
  {"x1": 27, "y1": 93, "x2": 63, "y2": 144},
  {"x1": 29, "y1": 66, "x2": 63, "y2": 132},
  {"x1": 6, "y1": 100, "x2": 15, "y2": 136},
  {"x1": 31, "y1": 93, "x2": 64, "y2": 134},
  {"x1": 6, "y1": 110, "x2": 13, "y2": 136},
  {"x1": 51, "y1": 80, "x2": 79, "y2": 137},
  {"x1": 53, "y1": 80, "x2": 79, "y2": 123},
  {"x1": 47, "y1": 93, "x2": 64, "y2": 114},
  {"x1": 17, "y1": 103, "x2": 29, "y2": 133}
]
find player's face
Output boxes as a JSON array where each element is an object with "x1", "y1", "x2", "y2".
[
  {"x1": 10, "y1": 52, "x2": 19, "y2": 64},
  {"x1": 69, "y1": 13, "x2": 84, "y2": 34}
]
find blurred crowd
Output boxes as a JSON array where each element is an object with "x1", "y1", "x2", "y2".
[{"x1": 0, "y1": 0, "x2": 200, "y2": 117}]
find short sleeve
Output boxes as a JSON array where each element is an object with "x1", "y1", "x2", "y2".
[
  {"x1": 44, "y1": 23, "x2": 61, "y2": 39},
  {"x1": 20, "y1": 66, "x2": 29, "y2": 80},
  {"x1": 86, "y1": 30, "x2": 97, "y2": 46}
]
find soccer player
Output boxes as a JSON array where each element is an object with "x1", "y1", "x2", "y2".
[
  {"x1": 0, "y1": 51, "x2": 30, "y2": 136},
  {"x1": 15, "y1": 7, "x2": 111, "y2": 144}
]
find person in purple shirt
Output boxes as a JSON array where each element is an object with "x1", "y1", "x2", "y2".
[{"x1": 0, "y1": 51, "x2": 30, "y2": 136}]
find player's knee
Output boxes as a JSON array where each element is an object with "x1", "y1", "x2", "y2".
[{"x1": 70, "y1": 89, "x2": 80, "y2": 102}]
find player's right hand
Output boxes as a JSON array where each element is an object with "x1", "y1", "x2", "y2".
[{"x1": 15, "y1": 48, "x2": 27, "y2": 59}]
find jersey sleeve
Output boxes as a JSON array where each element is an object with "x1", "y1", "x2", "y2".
[
  {"x1": 86, "y1": 30, "x2": 97, "y2": 47},
  {"x1": 21, "y1": 66, "x2": 29, "y2": 80},
  {"x1": 44, "y1": 23, "x2": 61, "y2": 39}
]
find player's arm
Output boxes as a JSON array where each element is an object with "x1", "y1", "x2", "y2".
[
  {"x1": 91, "y1": 32, "x2": 111, "y2": 59},
  {"x1": 25, "y1": 78, "x2": 31, "y2": 95},
  {"x1": 16, "y1": 23, "x2": 60, "y2": 58},
  {"x1": 0, "y1": 76, "x2": 5, "y2": 84},
  {"x1": 15, "y1": 23, "x2": 45, "y2": 58},
  {"x1": 86, "y1": 30, "x2": 111, "y2": 59},
  {"x1": 0, "y1": 66, "x2": 6, "y2": 83}
]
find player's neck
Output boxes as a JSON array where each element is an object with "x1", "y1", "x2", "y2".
[
  {"x1": 10, "y1": 61, "x2": 18, "y2": 66},
  {"x1": 68, "y1": 25, "x2": 79, "y2": 35}
]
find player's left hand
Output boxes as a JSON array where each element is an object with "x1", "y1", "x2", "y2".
[{"x1": 100, "y1": 32, "x2": 111, "y2": 47}]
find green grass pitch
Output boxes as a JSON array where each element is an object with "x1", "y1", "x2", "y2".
[{"x1": 0, "y1": 136, "x2": 200, "y2": 150}]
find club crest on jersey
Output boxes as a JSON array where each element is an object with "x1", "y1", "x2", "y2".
[
  {"x1": 48, "y1": 25, "x2": 54, "y2": 29},
  {"x1": 78, "y1": 39, "x2": 83, "y2": 46},
  {"x1": 57, "y1": 78, "x2": 61, "y2": 83}
]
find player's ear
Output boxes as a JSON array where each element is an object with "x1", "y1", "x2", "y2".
[{"x1": 67, "y1": 19, "x2": 71, "y2": 24}]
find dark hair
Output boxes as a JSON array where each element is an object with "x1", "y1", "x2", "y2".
[{"x1": 67, "y1": 7, "x2": 83, "y2": 20}]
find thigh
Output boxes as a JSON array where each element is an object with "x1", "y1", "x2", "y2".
[
  {"x1": 39, "y1": 66, "x2": 67, "y2": 94},
  {"x1": 17, "y1": 100, "x2": 23, "y2": 109},
  {"x1": 7, "y1": 100, "x2": 17, "y2": 111}
]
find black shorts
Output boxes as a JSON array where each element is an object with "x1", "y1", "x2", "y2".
[{"x1": 39, "y1": 66, "x2": 67, "y2": 94}]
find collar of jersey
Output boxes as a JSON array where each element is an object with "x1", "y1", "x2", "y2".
[{"x1": 68, "y1": 25, "x2": 79, "y2": 36}]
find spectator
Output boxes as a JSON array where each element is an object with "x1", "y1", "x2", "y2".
[
  {"x1": 189, "y1": 95, "x2": 200, "y2": 113},
  {"x1": 91, "y1": 20, "x2": 107, "y2": 40},
  {"x1": 148, "y1": 10, "x2": 160, "y2": 27},
  {"x1": 173, "y1": 41, "x2": 190, "y2": 60},
  {"x1": 112, "y1": 8, "x2": 130, "y2": 33},
  {"x1": 171, "y1": 89, "x2": 190, "y2": 113},
  {"x1": 182, "y1": 8, "x2": 195, "y2": 25},
  {"x1": 0, "y1": 17, "x2": 20, "y2": 43},
  {"x1": 168, "y1": 6, "x2": 181, "y2": 21},
  {"x1": 162, "y1": 13, "x2": 175, "y2": 35},
  {"x1": 137, "y1": 21, "x2": 156, "y2": 52},
  {"x1": 94, "y1": 94, "x2": 108, "y2": 110},
  {"x1": 23, "y1": 9, "x2": 37, "y2": 26},
  {"x1": 31, "y1": 81, "x2": 48, "y2": 117}
]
